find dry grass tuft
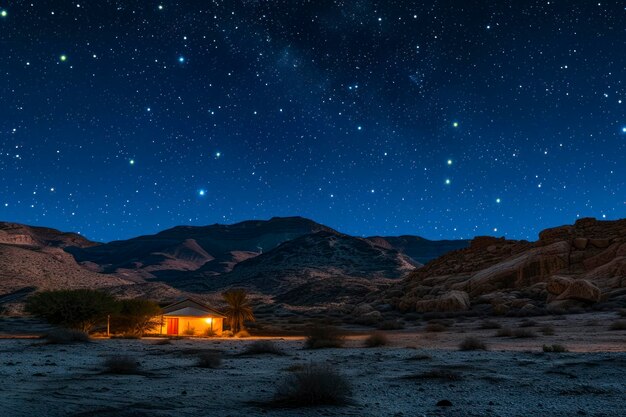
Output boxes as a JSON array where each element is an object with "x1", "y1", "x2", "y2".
[
  {"x1": 495, "y1": 327, "x2": 513, "y2": 337},
  {"x1": 364, "y1": 332, "x2": 389, "y2": 348},
  {"x1": 513, "y1": 328, "x2": 537, "y2": 338},
  {"x1": 235, "y1": 330, "x2": 251, "y2": 338},
  {"x1": 242, "y1": 340, "x2": 284, "y2": 356},
  {"x1": 271, "y1": 363, "x2": 352, "y2": 407},
  {"x1": 196, "y1": 352, "x2": 222, "y2": 368},
  {"x1": 102, "y1": 355, "x2": 141, "y2": 374},
  {"x1": 43, "y1": 328, "x2": 90, "y2": 344},
  {"x1": 459, "y1": 336, "x2": 487, "y2": 351},
  {"x1": 304, "y1": 325, "x2": 344, "y2": 349},
  {"x1": 543, "y1": 344, "x2": 568, "y2": 353}
]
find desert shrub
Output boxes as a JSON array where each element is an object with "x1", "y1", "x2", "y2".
[
  {"x1": 204, "y1": 328, "x2": 217, "y2": 337},
  {"x1": 364, "y1": 332, "x2": 389, "y2": 348},
  {"x1": 541, "y1": 325, "x2": 555, "y2": 336},
  {"x1": 518, "y1": 319, "x2": 537, "y2": 328},
  {"x1": 44, "y1": 328, "x2": 90, "y2": 344},
  {"x1": 495, "y1": 327, "x2": 513, "y2": 337},
  {"x1": 543, "y1": 344, "x2": 568, "y2": 353},
  {"x1": 197, "y1": 352, "x2": 222, "y2": 368},
  {"x1": 26, "y1": 289, "x2": 118, "y2": 332},
  {"x1": 112, "y1": 299, "x2": 161, "y2": 336},
  {"x1": 235, "y1": 329, "x2": 251, "y2": 338},
  {"x1": 304, "y1": 325, "x2": 344, "y2": 349},
  {"x1": 425, "y1": 323, "x2": 447, "y2": 332},
  {"x1": 222, "y1": 330, "x2": 234, "y2": 337},
  {"x1": 513, "y1": 328, "x2": 537, "y2": 338},
  {"x1": 459, "y1": 337, "x2": 487, "y2": 351},
  {"x1": 102, "y1": 355, "x2": 141, "y2": 374},
  {"x1": 182, "y1": 327, "x2": 196, "y2": 336},
  {"x1": 480, "y1": 320, "x2": 502, "y2": 329},
  {"x1": 242, "y1": 340, "x2": 284, "y2": 355},
  {"x1": 377, "y1": 320, "x2": 404, "y2": 330},
  {"x1": 609, "y1": 321, "x2": 626, "y2": 331},
  {"x1": 272, "y1": 363, "x2": 352, "y2": 407}
]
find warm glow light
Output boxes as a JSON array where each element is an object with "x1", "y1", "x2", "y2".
[{"x1": 204, "y1": 318, "x2": 213, "y2": 324}]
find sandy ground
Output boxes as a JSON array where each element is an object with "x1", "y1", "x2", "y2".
[{"x1": 0, "y1": 312, "x2": 625, "y2": 417}]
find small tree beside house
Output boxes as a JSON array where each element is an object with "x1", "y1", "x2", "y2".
[{"x1": 222, "y1": 289, "x2": 255, "y2": 334}]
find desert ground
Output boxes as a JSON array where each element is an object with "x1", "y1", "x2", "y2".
[{"x1": 0, "y1": 312, "x2": 625, "y2": 417}]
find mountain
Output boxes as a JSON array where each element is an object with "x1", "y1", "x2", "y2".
[
  {"x1": 369, "y1": 217, "x2": 626, "y2": 315},
  {"x1": 0, "y1": 222, "x2": 96, "y2": 249},
  {"x1": 366, "y1": 235, "x2": 469, "y2": 264},
  {"x1": 197, "y1": 230, "x2": 421, "y2": 305},
  {"x1": 68, "y1": 216, "x2": 335, "y2": 278}
]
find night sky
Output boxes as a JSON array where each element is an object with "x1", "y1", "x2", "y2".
[{"x1": 1, "y1": 1, "x2": 624, "y2": 243}]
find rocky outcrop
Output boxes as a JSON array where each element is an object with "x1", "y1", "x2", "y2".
[
  {"x1": 414, "y1": 290, "x2": 470, "y2": 312},
  {"x1": 376, "y1": 218, "x2": 626, "y2": 315}
]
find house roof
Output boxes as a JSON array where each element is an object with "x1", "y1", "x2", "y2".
[
  {"x1": 162, "y1": 297, "x2": 225, "y2": 318},
  {"x1": 163, "y1": 306, "x2": 224, "y2": 318}
]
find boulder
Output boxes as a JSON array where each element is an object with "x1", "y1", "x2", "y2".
[
  {"x1": 589, "y1": 238, "x2": 610, "y2": 249},
  {"x1": 546, "y1": 276, "x2": 573, "y2": 295},
  {"x1": 572, "y1": 238, "x2": 588, "y2": 250},
  {"x1": 352, "y1": 303, "x2": 375, "y2": 316},
  {"x1": 414, "y1": 290, "x2": 470, "y2": 312},
  {"x1": 556, "y1": 279, "x2": 601, "y2": 303}
]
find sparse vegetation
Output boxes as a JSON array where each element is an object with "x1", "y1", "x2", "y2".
[
  {"x1": 43, "y1": 328, "x2": 90, "y2": 344},
  {"x1": 26, "y1": 289, "x2": 118, "y2": 332},
  {"x1": 364, "y1": 332, "x2": 389, "y2": 347},
  {"x1": 102, "y1": 355, "x2": 141, "y2": 374},
  {"x1": 304, "y1": 325, "x2": 344, "y2": 349},
  {"x1": 609, "y1": 320, "x2": 626, "y2": 331},
  {"x1": 272, "y1": 363, "x2": 352, "y2": 407},
  {"x1": 480, "y1": 320, "x2": 502, "y2": 329},
  {"x1": 242, "y1": 340, "x2": 284, "y2": 355},
  {"x1": 495, "y1": 327, "x2": 513, "y2": 337},
  {"x1": 543, "y1": 344, "x2": 568, "y2": 353},
  {"x1": 377, "y1": 320, "x2": 404, "y2": 330},
  {"x1": 459, "y1": 337, "x2": 487, "y2": 351},
  {"x1": 204, "y1": 328, "x2": 217, "y2": 337},
  {"x1": 518, "y1": 319, "x2": 537, "y2": 328},
  {"x1": 196, "y1": 352, "x2": 222, "y2": 368},
  {"x1": 235, "y1": 329, "x2": 251, "y2": 338},
  {"x1": 182, "y1": 327, "x2": 196, "y2": 336},
  {"x1": 513, "y1": 328, "x2": 537, "y2": 338},
  {"x1": 223, "y1": 289, "x2": 255, "y2": 334},
  {"x1": 541, "y1": 325, "x2": 555, "y2": 336}
]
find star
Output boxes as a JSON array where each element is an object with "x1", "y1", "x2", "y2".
[
  {"x1": 1, "y1": 10, "x2": 7, "y2": 17},
  {"x1": 215, "y1": 151, "x2": 221, "y2": 158},
  {"x1": 59, "y1": 55, "x2": 67, "y2": 62},
  {"x1": 447, "y1": 159, "x2": 453, "y2": 165},
  {"x1": 129, "y1": 159, "x2": 135, "y2": 165},
  {"x1": 178, "y1": 56, "x2": 185, "y2": 63},
  {"x1": 452, "y1": 121, "x2": 459, "y2": 128},
  {"x1": 445, "y1": 179, "x2": 451, "y2": 185},
  {"x1": 621, "y1": 126, "x2": 626, "y2": 133},
  {"x1": 198, "y1": 189, "x2": 206, "y2": 197},
  {"x1": 496, "y1": 198, "x2": 501, "y2": 203}
]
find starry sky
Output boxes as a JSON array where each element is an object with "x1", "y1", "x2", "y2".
[{"x1": 1, "y1": 1, "x2": 624, "y2": 243}]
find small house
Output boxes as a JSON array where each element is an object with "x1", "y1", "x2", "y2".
[{"x1": 159, "y1": 298, "x2": 225, "y2": 336}]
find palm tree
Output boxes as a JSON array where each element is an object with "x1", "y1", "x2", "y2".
[{"x1": 222, "y1": 289, "x2": 255, "y2": 334}]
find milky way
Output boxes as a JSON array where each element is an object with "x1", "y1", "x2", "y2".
[{"x1": 0, "y1": 1, "x2": 624, "y2": 242}]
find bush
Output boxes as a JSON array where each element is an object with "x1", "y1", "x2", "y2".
[
  {"x1": 272, "y1": 363, "x2": 352, "y2": 407},
  {"x1": 541, "y1": 325, "x2": 555, "y2": 336},
  {"x1": 197, "y1": 352, "x2": 222, "y2": 368},
  {"x1": 425, "y1": 323, "x2": 447, "y2": 332},
  {"x1": 480, "y1": 320, "x2": 502, "y2": 329},
  {"x1": 304, "y1": 325, "x2": 344, "y2": 349},
  {"x1": 543, "y1": 344, "x2": 568, "y2": 353},
  {"x1": 235, "y1": 330, "x2": 251, "y2": 338},
  {"x1": 112, "y1": 299, "x2": 161, "y2": 336},
  {"x1": 459, "y1": 337, "x2": 487, "y2": 351},
  {"x1": 377, "y1": 320, "x2": 404, "y2": 330},
  {"x1": 102, "y1": 355, "x2": 141, "y2": 374},
  {"x1": 26, "y1": 289, "x2": 118, "y2": 332},
  {"x1": 609, "y1": 321, "x2": 626, "y2": 331},
  {"x1": 182, "y1": 327, "x2": 196, "y2": 336},
  {"x1": 242, "y1": 340, "x2": 284, "y2": 355},
  {"x1": 222, "y1": 330, "x2": 234, "y2": 338},
  {"x1": 204, "y1": 328, "x2": 217, "y2": 337},
  {"x1": 364, "y1": 332, "x2": 389, "y2": 348},
  {"x1": 513, "y1": 328, "x2": 537, "y2": 338},
  {"x1": 44, "y1": 328, "x2": 90, "y2": 344},
  {"x1": 518, "y1": 320, "x2": 537, "y2": 328},
  {"x1": 495, "y1": 327, "x2": 513, "y2": 337}
]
